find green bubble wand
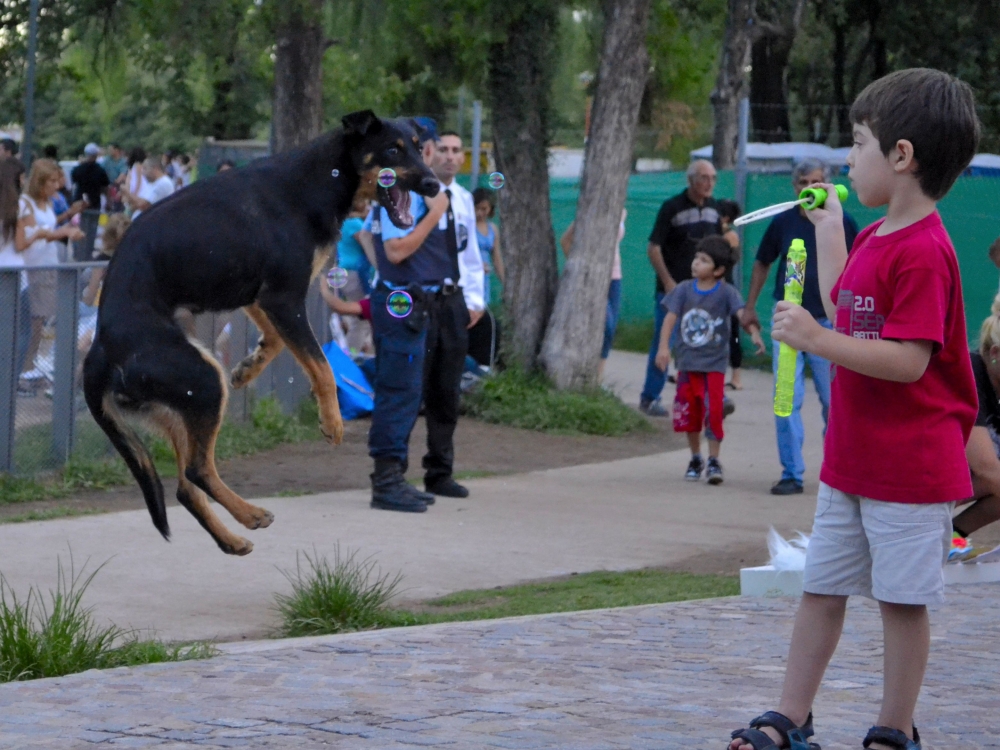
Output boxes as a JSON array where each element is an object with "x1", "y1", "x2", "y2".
[
  {"x1": 774, "y1": 238, "x2": 807, "y2": 417},
  {"x1": 733, "y1": 184, "x2": 849, "y2": 227}
]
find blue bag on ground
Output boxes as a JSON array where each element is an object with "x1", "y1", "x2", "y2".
[{"x1": 321, "y1": 341, "x2": 374, "y2": 420}]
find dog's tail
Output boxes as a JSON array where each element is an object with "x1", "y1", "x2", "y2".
[{"x1": 82, "y1": 342, "x2": 170, "y2": 540}]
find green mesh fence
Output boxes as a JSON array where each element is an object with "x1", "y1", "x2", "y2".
[{"x1": 547, "y1": 171, "x2": 1000, "y2": 351}]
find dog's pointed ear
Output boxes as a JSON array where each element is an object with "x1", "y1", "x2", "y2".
[{"x1": 342, "y1": 110, "x2": 381, "y2": 137}]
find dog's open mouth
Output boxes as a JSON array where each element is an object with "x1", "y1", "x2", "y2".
[{"x1": 378, "y1": 184, "x2": 413, "y2": 229}]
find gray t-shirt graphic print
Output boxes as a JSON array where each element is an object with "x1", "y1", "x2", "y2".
[{"x1": 662, "y1": 279, "x2": 744, "y2": 373}]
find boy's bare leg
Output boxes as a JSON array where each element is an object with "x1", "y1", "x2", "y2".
[
  {"x1": 687, "y1": 432, "x2": 701, "y2": 455},
  {"x1": 708, "y1": 438, "x2": 721, "y2": 459},
  {"x1": 868, "y1": 602, "x2": 928, "y2": 748},
  {"x1": 730, "y1": 592, "x2": 847, "y2": 750}
]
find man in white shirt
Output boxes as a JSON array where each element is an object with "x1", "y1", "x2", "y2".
[{"x1": 123, "y1": 157, "x2": 175, "y2": 219}]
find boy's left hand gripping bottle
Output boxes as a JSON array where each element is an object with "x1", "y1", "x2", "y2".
[{"x1": 774, "y1": 238, "x2": 807, "y2": 417}]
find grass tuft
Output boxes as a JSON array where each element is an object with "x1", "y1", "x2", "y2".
[
  {"x1": 464, "y1": 367, "x2": 651, "y2": 436},
  {"x1": 0, "y1": 555, "x2": 214, "y2": 683},
  {"x1": 1, "y1": 508, "x2": 104, "y2": 525},
  {"x1": 274, "y1": 547, "x2": 404, "y2": 637}
]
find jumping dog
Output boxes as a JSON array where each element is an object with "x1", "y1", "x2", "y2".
[{"x1": 83, "y1": 111, "x2": 439, "y2": 555}]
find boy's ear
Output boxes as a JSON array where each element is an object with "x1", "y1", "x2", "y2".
[{"x1": 892, "y1": 138, "x2": 917, "y2": 174}]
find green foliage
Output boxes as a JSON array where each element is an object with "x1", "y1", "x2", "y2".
[
  {"x1": 0, "y1": 556, "x2": 214, "y2": 683},
  {"x1": 464, "y1": 367, "x2": 651, "y2": 436},
  {"x1": 1, "y1": 508, "x2": 104, "y2": 524},
  {"x1": 397, "y1": 568, "x2": 740, "y2": 624},
  {"x1": 274, "y1": 547, "x2": 404, "y2": 637},
  {"x1": 612, "y1": 319, "x2": 656, "y2": 354}
]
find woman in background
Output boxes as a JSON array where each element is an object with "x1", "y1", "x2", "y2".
[{"x1": 472, "y1": 188, "x2": 504, "y2": 305}]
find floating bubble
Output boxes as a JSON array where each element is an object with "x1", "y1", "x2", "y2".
[
  {"x1": 377, "y1": 168, "x2": 397, "y2": 188},
  {"x1": 186, "y1": 391, "x2": 193, "y2": 396},
  {"x1": 488, "y1": 172, "x2": 505, "y2": 189},
  {"x1": 386, "y1": 290, "x2": 413, "y2": 319},
  {"x1": 331, "y1": 169, "x2": 340, "y2": 177},
  {"x1": 326, "y1": 266, "x2": 349, "y2": 290},
  {"x1": 288, "y1": 377, "x2": 294, "y2": 384}
]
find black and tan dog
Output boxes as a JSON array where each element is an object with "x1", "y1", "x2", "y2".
[{"x1": 83, "y1": 111, "x2": 438, "y2": 555}]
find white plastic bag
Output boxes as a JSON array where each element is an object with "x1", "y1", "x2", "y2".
[{"x1": 767, "y1": 527, "x2": 810, "y2": 571}]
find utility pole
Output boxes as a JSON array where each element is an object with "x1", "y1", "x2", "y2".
[{"x1": 22, "y1": 0, "x2": 40, "y2": 169}]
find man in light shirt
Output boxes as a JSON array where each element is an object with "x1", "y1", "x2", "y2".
[{"x1": 122, "y1": 157, "x2": 175, "y2": 219}]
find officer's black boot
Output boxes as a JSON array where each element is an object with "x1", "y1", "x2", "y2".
[
  {"x1": 399, "y1": 459, "x2": 435, "y2": 505},
  {"x1": 370, "y1": 458, "x2": 427, "y2": 513}
]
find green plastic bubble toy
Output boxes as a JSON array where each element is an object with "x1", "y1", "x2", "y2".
[
  {"x1": 774, "y1": 238, "x2": 807, "y2": 418},
  {"x1": 798, "y1": 183, "x2": 849, "y2": 210}
]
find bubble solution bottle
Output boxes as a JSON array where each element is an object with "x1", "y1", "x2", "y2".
[{"x1": 774, "y1": 238, "x2": 807, "y2": 417}]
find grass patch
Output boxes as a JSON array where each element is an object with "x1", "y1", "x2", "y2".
[
  {"x1": 0, "y1": 556, "x2": 214, "y2": 683},
  {"x1": 0, "y1": 397, "x2": 323, "y2": 507},
  {"x1": 613, "y1": 319, "x2": 655, "y2": 354},
  {"x1": 464, "y1": 368, "x2": 651, "y2": 436},
  {"x1": 272, "y1": 549, "x2": 739, "y2": 637},
  {"x1": 274, "y1": 547, "x2": 403, "y2": 637},
  {"x1": 1, "y1": 508, "x2": 105, "y2": 524},
  {"x1": 395, "y1": 569, "x2": 740, "y2": 625}
]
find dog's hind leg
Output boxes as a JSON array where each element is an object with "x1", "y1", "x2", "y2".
[
  {"x1": 230, "y1": 302, "x2": 285, "y2": 390},
  {"x1": 182, "y1": 340, "x2": 276, "y2": 536},
  {"x1": 152, "y1": 405, "x2": 255, "y2": 556},
  {"x1": 258, "y1": 296, "x2": 344, "y2": 444}
]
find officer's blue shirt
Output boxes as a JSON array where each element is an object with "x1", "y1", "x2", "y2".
[
  {"x1": 755, "y1": 206, "x2": 859, "y2": 320},
  {"x1": 373, "y1": 193, "x2": 455, "y2": 287}
]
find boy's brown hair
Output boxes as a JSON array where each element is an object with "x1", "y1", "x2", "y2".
[
  {"x1": 696, "y1": 235, "x2": 733, "y2": 275},
  {"x1": 850, "y1": 68, "x2": 979, "y2": 200}
]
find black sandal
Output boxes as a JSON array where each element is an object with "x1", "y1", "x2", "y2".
[
  {"x1": 862, "y1": 726, "x2": 921, "y2": 750},
  {"x1": 729, "y1": 711, "x2": 820, "y2": 750}
]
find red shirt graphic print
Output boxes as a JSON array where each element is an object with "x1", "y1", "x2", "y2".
[{"x1": 822, "y1": 212, "x2": 976, "y2": 503}]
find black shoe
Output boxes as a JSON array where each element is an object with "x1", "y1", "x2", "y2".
[
  {"x1": 406, "y1": 482, "x2": 435, "y2": 505},
  {"x1": 684, "y1": 456, "x2": 704, "y2": 481},
  {"x1": 425, "y1": 476, "x2": 469, "y2": 498},
  {"x1": 706, "y1": 457, "x2": 724, "y2": 485},
  {"x1": 370, "y1": 459, "x2": 427, "y2": 512},
  {"x1": 638, "y1": 397, "x2": 670, "y2": 417},
  {"x1": 722, "y1": 396, "x2": 735, "y2": 418},
  {"x1": 770, "y1": 478, "x2": 804, "y2": 495}
]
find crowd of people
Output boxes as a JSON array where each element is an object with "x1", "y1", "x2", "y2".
[{"x1": 0, "y1": 139, "x2": 194, "y2": 393}]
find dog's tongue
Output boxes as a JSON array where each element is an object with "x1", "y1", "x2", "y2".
[{"x1": 398, "y1": 188, "x2": 412, "y2": 225}]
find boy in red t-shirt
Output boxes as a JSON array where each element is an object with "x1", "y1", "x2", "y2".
[{"x1": 728, "y1": 69, "x2": 980, "y2": 750}]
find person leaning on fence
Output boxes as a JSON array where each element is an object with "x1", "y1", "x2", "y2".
[
  {"x1": 727, "y1": 68, "x2": 980, "y2": 750},
  {"x1": 742, "y1": 158, "x2": 860, "y2": 496},
  {"x1": 0, "y1": 158, "x2": 32, "y2": 379},
  {"x1": 15, "y1": 159, "x2": 84, "y2": 383}
]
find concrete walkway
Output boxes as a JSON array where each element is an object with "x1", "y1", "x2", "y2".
[
  {"x1": 0, "y1": 353, "x2": 828, "y2": 643},
  {"x1": 1, "y1": 587, "x2": 998, "y2": 749}
]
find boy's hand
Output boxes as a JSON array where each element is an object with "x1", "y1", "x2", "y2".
[
  {"x1": 654, "y1": 347, "x2": 670, "y2": 372},
  {"x1": 772, "y1": 301, "x2": 824, "y2": 352},
  {"x1": 749, "y1": 327, "x2": 766, "y2": 355},
  {"x1": 803, "y1": 181, "x2": 844, "y2": 229}
]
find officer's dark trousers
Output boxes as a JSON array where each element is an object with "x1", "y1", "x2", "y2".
[
  {"x1": 367, "y1": 287, "x2": 469, "y2": 482},
  {"x1": 421, "y1": 289, "x2": 469, "y2": 483}
]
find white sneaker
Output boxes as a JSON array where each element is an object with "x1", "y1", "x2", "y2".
[{"x1": 21, "y1": 368, "x2": 46, "y2": 381}]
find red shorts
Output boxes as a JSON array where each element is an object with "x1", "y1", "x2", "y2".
[{"x1": 673, "y1": 371, "x2": 725, "y2": 441}]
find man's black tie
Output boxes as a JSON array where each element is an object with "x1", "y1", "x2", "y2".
[{"x1": 444, "y1": 188, "x2": 460, "y2": 277}]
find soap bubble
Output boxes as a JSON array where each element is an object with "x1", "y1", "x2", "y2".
[
  {"x1": 288, "y1": 377, "x2": 294, "y2": 384},
  {"x1": 331, "y1": 169, "x2": 340, "y2": 177},
  {"x1": 386, "y1": 290, "x2": 413, "y2": 319},
  {"x1": 487, "y1": 172, "x2": 505, "y2": 189},
  {"x1": 377, "y1": 168, "x2": 397, "y2": 188},
  {"x1": 326, "y1": 266, "x2": 349, "y2": 290}
]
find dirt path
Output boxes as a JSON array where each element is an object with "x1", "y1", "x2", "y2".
[{"x1": 1, "y1": 416, "x2": 685, "y2": 520}]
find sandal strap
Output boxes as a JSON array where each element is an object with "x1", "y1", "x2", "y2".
[
  {"x1": 862, "y1": 726, "x2": 921, "y2": 750},
  {"x1": 750, "y1": 711, "x2": 816, "y2": 742}
]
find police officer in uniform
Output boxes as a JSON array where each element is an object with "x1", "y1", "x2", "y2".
[{"x1": 367, "y1": 126, "x2": 485, "y2": 512}]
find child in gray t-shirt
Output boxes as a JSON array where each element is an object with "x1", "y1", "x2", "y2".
[{"x1": 655, "y1": 236, "x2": 764, "y2": 484}]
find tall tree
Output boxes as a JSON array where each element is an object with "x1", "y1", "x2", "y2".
[
  {"x1": 487, "y1": 0, "x2": 562, "y2": 368},
  {"x1": 540, "y1": 0, "x2": 650, "y2": 388},
  {"x1": 271, "y1": 0, "x2": 326, "y2": 152},
  {"x1": 748, "y1": 0, "x2": 803, "y2": 142},
  {"x1": 710, "y1": 0, "x2": 754, "y2": 167}
]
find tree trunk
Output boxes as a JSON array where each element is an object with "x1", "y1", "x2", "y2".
[
  {"x1": 749, "y1": 0, "x2": 804, "y2": 143},
  {"x1": 832, "y1": 23, "x2": 851, "y2": 147},
  {"x1": 487, "y1": 1, "x2": 561, "y2": 369},
  {"x1": 710, "y1": 0, "x2": 754, "y2": 169},
  {"x1": 539, "y1": 0, "x2": 650, "y2": 389},
  {"x1": 272, "y1": 0, "x2": 325, "y2": 153}
]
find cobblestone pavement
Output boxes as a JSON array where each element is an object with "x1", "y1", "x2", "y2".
[{"x1": 1, "y1": 586, "x2": 998, "y2": 749}]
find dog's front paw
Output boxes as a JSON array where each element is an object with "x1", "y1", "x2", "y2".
[
  {"x1": 230, "y1": 365, "x2": 251, "y2": 390},
  {"x1": 321, "y1": 417, "x2": 344, "y2": 445}
]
